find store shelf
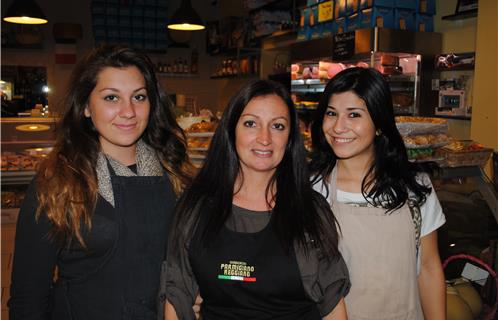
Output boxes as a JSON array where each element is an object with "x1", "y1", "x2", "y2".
[
  {"x1": 156, "y1": 73, "x2": 199, "y2": 78},
  {"x1": 1, "y1": 171, "x2": 36, "y2": 185},
  {"x1": 291, "y1": 81, "x2": 326, "y2": 93},
  {"x1": 442, "y1": 9, "x2": 478, "y2": 21}
]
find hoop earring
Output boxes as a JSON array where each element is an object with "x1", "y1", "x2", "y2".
[{"x1": 375, "y1": 129, "x2": 382, "y2": 136}]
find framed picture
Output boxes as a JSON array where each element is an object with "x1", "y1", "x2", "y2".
[{"x1": 456, "y1": 0, "x2": 478, "y2": 14}]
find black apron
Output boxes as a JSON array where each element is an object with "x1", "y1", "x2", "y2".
[
  {"x1": 189, "y1": 211, "x2": 321, "y2": 320},
  {"x1": 51, "y1": 164, "x2": 175, "y2": 320}
]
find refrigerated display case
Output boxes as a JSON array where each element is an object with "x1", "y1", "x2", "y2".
[{"x1": 289, "y1": 27, "x2": 442, "y2": 117}]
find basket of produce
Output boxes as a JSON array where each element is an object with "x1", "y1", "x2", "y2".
[
  {"x1": 437, "y1": 141, "x2": 493, "y2": 168},
  {"x1": 443, "y1": 254, "x2": 497, "y2": 320}
]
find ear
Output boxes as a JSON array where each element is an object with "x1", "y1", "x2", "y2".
[{"x1": 84, "y1": 105, "x2": 91, "y2": 118}]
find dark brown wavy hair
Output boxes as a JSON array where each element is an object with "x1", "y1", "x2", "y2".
[{"x1": 36, "y1": 45, "x2": 194, "y2": 247}]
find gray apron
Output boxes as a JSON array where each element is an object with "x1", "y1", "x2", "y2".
[{"x1": 328, "y1": 166, "x2": 423, "y2": 320}]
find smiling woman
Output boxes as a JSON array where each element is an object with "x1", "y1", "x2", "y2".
[
  {"x1": 84, "y1": 66, "x2": 151, "y2": 166},
  {"x1": 8, "y1": 45, "x2": 194, "y2": 320},
  {"x1": 164, "y1": 80, "x2": 350, "y2": 320}
]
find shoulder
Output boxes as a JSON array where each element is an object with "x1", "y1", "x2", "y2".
[{"x1": 414, "y1": 173, "x2": 446, "y2": 236}]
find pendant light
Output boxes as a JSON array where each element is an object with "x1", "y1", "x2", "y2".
[
  {"x1": 167, "y1": 0, "x2": 205, "y2": 31},
  {"x1": 3, "y1": 0, "x2": 48, "y2": 25}
]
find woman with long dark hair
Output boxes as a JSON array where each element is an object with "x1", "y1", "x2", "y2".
[
  {"x1": 8, "y1": 45, "x2": 194, "y2": 319},
  {"x1": 165, "y1": 80, "x2": 350, "y2": 319},
  {"x1": 310, "y1": 67, "x2": 446, "y2": 319}
]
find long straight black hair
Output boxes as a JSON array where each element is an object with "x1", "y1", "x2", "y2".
[
  {"x1": 172, "y1": 80, "x2": 339, "y2": 257},
  {"x1": 309, "y1": 67, "x2": 431, "y2": 210}
]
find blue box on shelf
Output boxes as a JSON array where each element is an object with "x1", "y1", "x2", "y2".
[
  {"x1": 144, "y1": 7, "x2": 156, "y2": 18},
  {"x1": 106, "y1": 4, "x2": 119, "y2": 15},
  {"x1": 347, "y1": 12, "x2": 361, "y2": 31},
  {"x1": 415, "y1": 13, "x2": 433, "y2": 32},
  {"x1": 394, "y1": 8, "x2": 415, "y2": 30},
  {"x1": 91, "y1": 3, "x2": 105, "y2": 14},
  {"x1": 92, "y1": 14, "x2": 106, "y2": 26},
  {"x1": 132, "y1": 18, "x2": 144, "y2": 28},
  {"x1": 93, "y1": 26, "x2": 106, "y2": 37},
  {"x1": 144, "y1": 19, "x2": 156, "y2": 29},
  {"x1": 335, "y1": 16, "x2": 348, "y2": 33},
  {"x1": 360, "y1": 7, "x2": 394, "y2": 28},
  {"x1": 119, "y1": 28, "x2": 132, "y2": 39},
  {"x1": 310, "y1": 24, "x2": 322, "y2": 39},
  {"x1": 119, "y1": 7, "x2": 131, "y2": 16},
  {"x1": 119, "y1": 17, "x2": 131, "y2": 27},
  {"x1": 144, "y1": 29, "x2": 156, "y2": 40},
  {"x1": 131, "y1": 6, "x2": 144, "y2": 17},
  {"x1": 394, "y1": 0, "x2": 416, "y2": 10},
  {"x1": 335, "y1": 0, "x2": 347, "y2": 17},
  {"x1": 360, "y1": 0, "x2": 394, "y2": 10},
  {"x1": 346, "y1": 0, "x2": 360, "y2": 15},
  {"x1": 418, "y1": 0, "x2": 435, "y2": 14},
  {"x1": 321, "y1": 21, "x2": 334, "y2": 37},
  {"x1": 298, "y1": 7, "x2": 312, "y2": 40},
  {"x1": 107, "y1": 16, "x2": 118, "y2": 26},
  {"x1": 107, "y1": 29, "x2": 119, "y2": 38}
]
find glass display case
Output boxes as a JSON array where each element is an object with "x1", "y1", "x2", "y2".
[{"x1": 1, "y1": 117, "x2": 56, "y2": 223}]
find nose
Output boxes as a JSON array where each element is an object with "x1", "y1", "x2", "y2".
[
  {"x1": 256, "y1": 127, "x2": 271, "y2": 146},
  {"x1": 118, "y1": 100, "x2": 136, "y2": 119},
  {"x1": 333, "y1": 114, "x2": 348, "y2": 134}
]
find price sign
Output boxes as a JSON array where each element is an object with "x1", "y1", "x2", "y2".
[
  {"x1": 318, "y1": 1, "x2": 333, "y2": 23},
  {"x1": 332, "y1": 31, "x2": 355, "y2": 61}
]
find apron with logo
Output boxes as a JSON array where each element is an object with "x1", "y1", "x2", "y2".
[{"x1": 189, "y1": 211, "x2": 322, "y2": 320}]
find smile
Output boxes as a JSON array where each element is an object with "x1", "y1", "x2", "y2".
[
  {"x1": 114, "y1": 123, "x2": 137, "y2": 130},
  {"x1": 334, "y1": 137, "x2": 354, "y2": 143},
  {"x1": 253, "y1": 150, "x2": 273, "y2": 156}
]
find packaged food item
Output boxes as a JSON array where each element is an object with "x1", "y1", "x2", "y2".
[
  {"x1": 396, "y1": 116, "x2": 448, "y2": 136},
  {"x1": 437, "y1": 140, "x2": 493, "y2": 167}
]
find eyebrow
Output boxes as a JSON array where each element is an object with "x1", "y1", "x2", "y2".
[
  {"x1": 98, "y1": 86, "x2": 147, "y2": 93},
  {"x1": 240, "y1": 113, "x2": 289, "y2": 122},
  {"x1": 327, "y1": 105, "x2": 367, "y2": 111}
]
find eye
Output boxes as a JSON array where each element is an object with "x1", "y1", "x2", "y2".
[
  {"x1": 133, "y1": 94, "x2": 147, "y2": 102},
  {"x1": 272, "y1": 122, "x2": 286, "y2": 131},
  {"x1": 349, "y1": 112, "x2": 361, "y2": 118},
  {"x1": 104, "y1": 95, "x2": 118, "y2": 102},
  {"x1": 243, "y1": 120, "x2": 257, "y2": 128},
  {"x1": 325, "y1": 110, "x2": 337, "y2": 117}
]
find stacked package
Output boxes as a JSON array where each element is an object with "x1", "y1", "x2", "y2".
[{"x1": 298, "y1": 0, "x2": 436, "y2": 41}]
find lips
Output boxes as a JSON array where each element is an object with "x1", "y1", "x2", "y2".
[
  {"x1": 114, "y1": 123, "x2": 137, "y2": 130},
  {"x1": 252, "y1": 149, "x2": 273, "y2": 157}
]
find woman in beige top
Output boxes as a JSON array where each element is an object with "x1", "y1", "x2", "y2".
[{"x1": 309, "y1": 67, "x2": 446, "y2": 320}]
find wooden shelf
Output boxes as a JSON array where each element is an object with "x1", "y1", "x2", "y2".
[{"x1": 442, "y1": 9, "x2": 478, "y2": 21}]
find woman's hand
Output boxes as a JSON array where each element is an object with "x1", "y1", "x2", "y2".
[
  {"x1": 323, "y1": 297, "x2": 347, "y2": 320},
  {"x1": 193, "y1": 295, "x2": 203, "y2": 319}
]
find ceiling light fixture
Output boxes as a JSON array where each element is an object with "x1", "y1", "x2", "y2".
[
  {"x1": 15, "y1": 124, "x2": 51, "y2": 132},
  {"x1": 167, "y1": 0, "x2": 205, "y2": 31},
  {"x1": 3, "y1": 0, "x2": 48, "y2": 25}
]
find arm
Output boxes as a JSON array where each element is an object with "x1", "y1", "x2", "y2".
[
  {"x1": 323, "y1": 298, "x2": 347, "y2": 320},
  {"x1": 417, "y1": 231, "x2": 446, "y2": 320},
  {"x1": 162, "y1": 227, "x2": 199, "y2": 320},
  {"x1": 8, "y1": 182, "x2": 58, "y2": 320},
  {"x1": 165, "y1": 301, "x2": 179, "y2": 320}
]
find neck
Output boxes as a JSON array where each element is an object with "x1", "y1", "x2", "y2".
[
  {"x1": 335, "y1": 155, "x2": 374, "y2": 193},
  {"x1": 233, "y1": 171, "x2": 275, "y2": 211},
  {"x1": 102, "y1": 145, "x2": 137, "y2": 167}
]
